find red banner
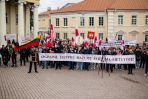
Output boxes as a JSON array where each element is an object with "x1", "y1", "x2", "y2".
[{"x1": 87, "y1": 31, "x2": 95, "y2": 39}]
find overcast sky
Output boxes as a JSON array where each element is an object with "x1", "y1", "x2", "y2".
[{"x1": 39, "y1": 0, "x2": 83, "y2": 13}]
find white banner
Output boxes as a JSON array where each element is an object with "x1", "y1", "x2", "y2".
[
  {"x1": 5, "y1": 34, "x2": 17, "y2": 41},
  {"x1": 39, "y1": 53, "x2": 136, "y2": 64}
]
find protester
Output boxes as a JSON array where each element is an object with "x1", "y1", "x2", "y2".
[
  {"x1": 42, "y1": 47, "x2": 48, "y2": 69},
  {"x1": 1, "y1": 38, "x2": 148, "y2": 77},
  {"x1": 128, "y1": 49, "x2": 135, "y2": 75},
  {"x1": 20, "y1": 49, "x2": 26, "y2": 66},
  {"x1": 28, "y1": 47, "x2": 38, "y2": 73},
  {"x1": 1, "y1": 45, "x2": 10, "y2": 67},
  {"x1": 144, "y1": 50, "x2": 148, "y2": 76},
  {"x1": 0, "y1": 52, "x2": 2, "y2": 66}
]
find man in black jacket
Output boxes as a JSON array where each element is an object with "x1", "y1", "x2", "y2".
[
  {"x1": 55, "y1": 45, "x2": 62, "y2": 70},
  {"x1": 20, "y1": 49, "x2": 26, "y2": 66}
]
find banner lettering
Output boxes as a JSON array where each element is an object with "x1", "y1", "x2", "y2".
[{"x1": 39, "y1": 53, "x2": 136, "y2": 64}]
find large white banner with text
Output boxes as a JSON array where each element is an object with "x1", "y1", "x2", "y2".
[{"x1": 39, "y1": 53, "x2": 136, "y2": 64}]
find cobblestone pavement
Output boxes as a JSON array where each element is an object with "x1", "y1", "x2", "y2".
[{"x1": 0, "y1": 64, "x2": 148, "y2": 99}]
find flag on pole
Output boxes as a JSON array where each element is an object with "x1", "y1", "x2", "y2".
[
  {"x1": 14, "y1": 36, "x2": 41, "y2": 52},
  {"x1": 71, "y1": 37, "x2": 75, "y2": 47},
  {"x1": 45, "y1": 24, "x2": 54, "y2": 47},
  {"x1": 75, "y1": 29, "x2": 79, "y2": 37},
  {"x1": 99, "y1": 40, "x2": 103, "y2": 46},
  {"x1": 83, "y1": 38, "x2": 89, "y2": 47},
  {"x1": 87, "y1": 31, "x2": 95, "y2": 39},
  {"x1": 93, "y1": 36, "x2": 97, "y2": 48}
]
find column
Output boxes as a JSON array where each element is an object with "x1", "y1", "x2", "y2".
[
  {"x1": 26, "y1": 5, "x2": 30, "y2": 39},
  {"x1": 10, "y1": 4, "x2": 16, "y2": 34},
  {"x1": 18, "y1": 1, "x2": 25, "y2": 41},
  {"x1": 0, "y1": 0, "x2": 6, "y2": 46},
  {"x1": 107, "y1": 10, "x2": 115, "y2": 40},
  {"x1": 33, "y1": 4, "x2": 39, "y2": 38}
]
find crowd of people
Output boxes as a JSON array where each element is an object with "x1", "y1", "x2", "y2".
[{"x1": 0, "y1": 39, "x2": 148, "y2": 76}]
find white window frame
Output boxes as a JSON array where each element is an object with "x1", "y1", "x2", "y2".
[
  {"x1": 56, "y1": 18, "x2": 59, "y2": 26},
  {"x1": 80, "y1": 33, "x2": 85, "y2": 39},
  {"x1": 63, "y1": 18, "x2": 68, "y2": 26},
  {"x1": 131, "y1": 15, "x2": 137, "y2": 25},
  {"x1": 64, "y1": 33, "x2": 67, "y2": 39},
  {"x1": 80, "y1": 17, "x2": 85, "y2": 26},
  {"x1": 56, "y1": 33, "x2": 60, "y2": 39},
  {"x1": 118, "y1": 35, "x2": 123, "y2": 40},
  {"x1": 145, "y1": 34, "x2": 148, "y2": 42},
  {"x1": 89, "y1": 17, "x2": 94, "y2": 26},
  {"x1": 99, "y1": 17, "x2": 104, "y2": 26},
  {"x1": 98, "y1": 33, "x2": 103, "y2": 40},
  {"x1": 145, "y1": 15, "x2": 148, "y2": 25},
  {"x1": 118, "y1": 15, "x2": 123, "y2": 25}
]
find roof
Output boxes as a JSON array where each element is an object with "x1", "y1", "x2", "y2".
[
  {"x1": 51, "y1": 0, "x2": 148, "y2": 14},
  {"x1": 39, "y1": 10, "x2": 58, "y2": 16},
  {"x1": 60, "y1": 3, "x2": 76, "y2": 9}
]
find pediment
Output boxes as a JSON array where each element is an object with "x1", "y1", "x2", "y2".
[
  {"x1": 129, "y1": 30, "x2": 139, "y2": 34},
  {"x1": 116, "y1": 30, "x2": 125, "y2": 34}
]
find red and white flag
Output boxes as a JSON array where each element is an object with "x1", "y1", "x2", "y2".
[
  {"x1": 45, "y1": 24, "x2": 54, "y2": 47},
  {"x1": 75, "y1": 29, "x2": 79, "y2": 37},
  {"x1": 83, "y1": 38, "x2": 89, "y2": 47},
  {"x1": 71, "y1": 37, "x2": 75, "y2": 47}
]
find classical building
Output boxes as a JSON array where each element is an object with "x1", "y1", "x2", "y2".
[
  {"x1": 50, "y1": 0, "x2": 148, "y2": 44},
  {"x1": 0, "y1": 0, "x2": 40, "y2": 46}
]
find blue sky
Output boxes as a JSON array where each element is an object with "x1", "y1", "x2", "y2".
[{"x1": 39, "y1": 0, "x2": 83, "y2": 13}]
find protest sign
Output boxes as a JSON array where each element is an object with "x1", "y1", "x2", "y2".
[{"x1": 39, "y1": 53, "x2": 136, "y2": 64}]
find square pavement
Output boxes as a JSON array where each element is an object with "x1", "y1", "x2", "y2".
[{"x1": 0, "y1": 65, "x2": 148, "y2": 99}]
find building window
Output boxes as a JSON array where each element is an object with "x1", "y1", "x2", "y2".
[
  {"x1": 99, "y1": 17, "x2": 104, "y2": 26},
  {"x1": 145, "y1": 35, "x2": 148, "y2": 42},
  {"x1": 145, "y1": 15, "x2": 148, "y2": 25},
  {"x1": 80, "y1": 17, "x2": 85, "y2": 26},
  {"x1": 89, "y1": 17, "x2": 94, "y2": 26},
  {"x1": 118, "y1": 35, "x2": 123, "y2": 40},
  {"x1": 118, "y1": 15, "x2": 123, "y2": 25},
  {"x1": 131, "y1": 15, "x2": 137, "y2": 25},
  {"x1": 98, "y1": 33, "x2": 103, "y2": 40},
  {"x1": 64, "y1": 33, "x2": 67, "y2": 39},
  {"x1": 56, "y1": 33, "x2": 60, "y2": 39},
  {"x1": 56, "y1": 18, "x2": 59, "y2": 26},
  {"x1": 63, "y1": 18, "x2": 68, "y2": 26},
  {"x1": 80, "y1": 33, "x2": 85, "y2": 39}
]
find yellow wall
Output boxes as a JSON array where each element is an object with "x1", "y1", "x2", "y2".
[
  {"x1": 51, "y1": 13, "x2": 108, "y2": 40},
  {"x1": 39, "y1": 15, "x2": 50, "y2": 33},
  {"x1": 114, "y1": 10, "x2": 148, "y2": 43},
  {"x1": 50, "y1": 10, "x2": 148, "y2": 43}
]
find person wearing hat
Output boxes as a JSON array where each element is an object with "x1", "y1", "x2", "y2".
[{"x1": 28, "y1": 47, "x2": 38, "y2": 73}]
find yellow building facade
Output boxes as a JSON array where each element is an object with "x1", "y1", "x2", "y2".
[
  {"x1": 49, "y1": 0, "x2": 148, "y2": 44},
  {"x1": 0, "y1": 0, "x2": 40, "y2": 46},
  {"x1": 38, "y1": 9, "x2": 54, "y2": 34}
]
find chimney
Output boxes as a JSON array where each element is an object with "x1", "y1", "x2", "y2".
[{"x1": 47, "y1": 7, "x2": 51, "y2": 11}]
